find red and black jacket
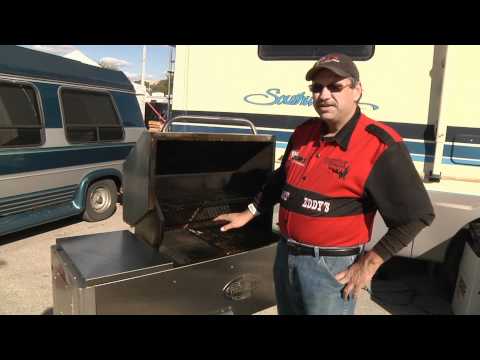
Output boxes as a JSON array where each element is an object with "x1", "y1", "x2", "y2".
[{"x1": 254, "y1": 108, "x2": 435, "y2": 258}]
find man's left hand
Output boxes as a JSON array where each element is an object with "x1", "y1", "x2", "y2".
[{"x1": 335, "y1": 251, "x2": 384, "y2": 300}]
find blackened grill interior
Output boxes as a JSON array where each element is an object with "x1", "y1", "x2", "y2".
[
  {"x1": 159, "y1": 192, "x2": 249, "y2": 228},
  {"x1": 126, "y1": 133, "x2": 277, "y2": 267},
  {"x1": 155, "y1": 140, "x2": 272, "y2": 175},
  {"x1": 159, "y1": 224, "x2": 274, "y2": 267},
  {"x1": 157, "y1": 189, "x2": 271, "y2": 266}
]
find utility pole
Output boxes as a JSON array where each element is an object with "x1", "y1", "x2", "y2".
[
  {"x1": 141, "y1": 45, "x2": 147, "y2": 87},
  {"x1": 167, "y1": 46, "x2": 175, "y2": 120}
]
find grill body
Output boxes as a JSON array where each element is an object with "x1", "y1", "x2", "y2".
[{"x1": 52, "y1": 131, "x2": 281, "y2": 314}]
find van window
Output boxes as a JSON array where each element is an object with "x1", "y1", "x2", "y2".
[
  {"x1": 0, "y1": 82, "x2": 43, "y2": 148},
  {"x1": 258, "y1": 46, "x2": 374, "y2": 61},
  {"x1": 61, "y1": 89, "x2": 123, "y2": 143}
]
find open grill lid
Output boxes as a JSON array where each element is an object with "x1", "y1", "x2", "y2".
[{"x1": 123, "y1": 131, "x2": 275, "y2": 228}]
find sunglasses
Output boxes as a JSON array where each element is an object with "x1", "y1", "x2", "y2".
[{"x1": 309, "y1": 81, "x2": 352, "y2": 93}]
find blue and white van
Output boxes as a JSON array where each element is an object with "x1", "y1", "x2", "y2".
[{"x1": 0, "y1": 46, "x2": 146, "y2": 237}]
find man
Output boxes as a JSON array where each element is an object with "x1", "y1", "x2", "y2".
[{"x1": 214, "y1": 53, "x2": 435, "y2": 315}]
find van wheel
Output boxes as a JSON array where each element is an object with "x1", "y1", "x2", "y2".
[{"x1": 82, "y1": 179, "x2": 118, "y2": 222}]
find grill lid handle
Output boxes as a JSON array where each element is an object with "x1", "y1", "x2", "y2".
[{"x1": 162, "y1": 115, "x2": 258, "y2": 135}]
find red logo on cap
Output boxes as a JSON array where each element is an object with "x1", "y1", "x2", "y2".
[{"x1": 318, "y1": 55, "x2": 341, "y2": 64}]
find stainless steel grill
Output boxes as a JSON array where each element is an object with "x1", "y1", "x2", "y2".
[{"x1": 52, "y1": 116, "x2": 281, "y2": 314}]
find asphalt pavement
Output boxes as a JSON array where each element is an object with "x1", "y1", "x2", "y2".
[{"x1": 0, "y1": 205, "x2": 452, "y2": 315}]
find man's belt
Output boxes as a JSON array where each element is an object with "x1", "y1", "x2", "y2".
[{"x1": 286, "y1": 241, "x2": 362, "y2": 257}]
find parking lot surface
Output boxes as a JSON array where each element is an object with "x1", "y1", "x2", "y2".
[{"x1": 0, "y1": 205, "x2": 452, "y2": 315}]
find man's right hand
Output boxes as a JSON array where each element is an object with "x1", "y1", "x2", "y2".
[{"x1": 213, "y1": 210, "x2": 255, "y2": 232}]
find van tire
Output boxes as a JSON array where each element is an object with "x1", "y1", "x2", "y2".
[{"x1": 82, "y1": 179, "x2": 118, "y2": 222}]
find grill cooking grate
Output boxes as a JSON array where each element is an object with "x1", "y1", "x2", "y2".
[
  {"x1": 160, "y1": 195, "x2": 250, "y2": 229},
  {"x1": 156, "y1": 191, "x2": 272, "y2": 265}
]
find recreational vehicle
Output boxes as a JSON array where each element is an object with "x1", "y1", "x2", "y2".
[
  {"x1": 0, "y1": 46, "x2": 146, "y2": 237},
  {"x1": 170, "y1": 45, "x2": 480, "y2": 288}
]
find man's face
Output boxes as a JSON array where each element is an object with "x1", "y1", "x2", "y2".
[{"x1": 311, "y1": 69, "x2": 362, "y2": 124}]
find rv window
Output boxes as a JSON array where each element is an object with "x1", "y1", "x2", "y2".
[
  {"x1": 0, "y1": 82, "x2": 43, "y2": 148},
  {"x1": 61, "y1": 89, "x2": 124, "y2": 143},
  {"x1": 258, "y1": 46, "x2": 374, "y2": 61}
]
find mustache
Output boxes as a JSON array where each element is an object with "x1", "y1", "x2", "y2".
[{"x1": 316, "y1": 102, "x2": 336, "y2": 107}]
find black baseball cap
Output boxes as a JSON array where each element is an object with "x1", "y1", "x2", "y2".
[{"x1": 306, "y1": 53, "x2": 359, "y2": 82}]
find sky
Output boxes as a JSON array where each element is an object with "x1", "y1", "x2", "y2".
[{"x1": 21, "y1": 45, "x2": 174, "y2": 82}]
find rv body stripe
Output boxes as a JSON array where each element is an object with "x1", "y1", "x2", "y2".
[
  {"x1": 0, "y1": 143, "x2": 134, "y2": 176},
  {"x1": 173, "y1": 110, "x2": 480, "y2": 144},
  {"x1": 0, "y1": 160, "x2": 123, "y2": 182},
  {"x1": 171, "y1": 111, "x2": 480, "y2": 166},
  {"x1": 170, "y1": 124, "x2": 480, "y2": 163},
  {"x1": 172, "y1": 110, "x2": 437, "y2": 141}
]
